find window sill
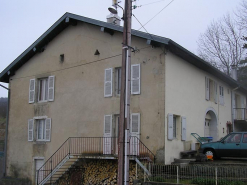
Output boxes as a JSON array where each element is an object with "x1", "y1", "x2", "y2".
[{"x1": 35, "y1": 141, "x2": 48, "y2": 144}]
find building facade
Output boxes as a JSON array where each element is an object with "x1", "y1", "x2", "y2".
[{"x1": 0, "y1": 13, "x2": 246, "y2": 184}]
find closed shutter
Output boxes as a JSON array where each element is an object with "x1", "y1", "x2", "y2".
[
  {"x1": 205, "y1": 77, "x2": 209, "y2": 100},
  {"x1": 242, "y1": 96, "x2": 245, "y2": 120},
  {"x1": 222, "y1": 86, "x2": 224, "y2": 105},
  {"x1": 131, "y1": 64, "x2": 140, "y2": 94},
  {"x1": 233, "y1": 92, "x2": 236, "y2": 119},
  {"x1": 103, "y1": 115, "x2": 112, "y2": 154},
  {"x1": 104, "y1": 68, "x2": 112, "y2": 97},
  {"x1": 181, "y1": 117, "x2": 186, "y2": 141},
  {"x1": 104, "y1": 115, "x2": 112, "y2": 136},
  {"x1": 45, "y1": 118, "x2": 51, "y2": 141},
  {"x1": 131, "y1": 113, "x2": 140, "y2": 136},
  {"x1": 168, "y1": 114, "x2": 173, "y2": 140},
  {"x1": 48, "y1": 76, "x2": 55, "y2": 101},
  {"x1": 214, "y1": 81, "x2": 218, "y2": 104},
  {"x1": 28, "y1": 119, "x2": 34, "y2": 141},
  {"x1": 29, "y1": 79, "x2": 35, "y2": 103}
]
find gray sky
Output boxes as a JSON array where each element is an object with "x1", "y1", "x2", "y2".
[{"x1": 0, "y1": 0, "x2": 243, "y2": 97}]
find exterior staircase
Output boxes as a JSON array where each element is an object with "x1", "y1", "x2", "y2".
[{"x1": 37, "y1": 137, "x2": 154, "y2": 185}]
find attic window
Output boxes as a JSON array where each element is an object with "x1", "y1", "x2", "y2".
[{"x1": 94, "y1": 50, "x2": 100, "y2": 55}]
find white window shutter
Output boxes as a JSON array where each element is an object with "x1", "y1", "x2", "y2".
[
  {"x1": 104, "y1": 115, "x2": 112, "y2": 136},
  {"x1": 131, "y1": 113, "x2": 140, "y2": 135},
  {"x1": 233, "y1": 92, "x2": 236, "y2": 119},
  {"x1": 181, "y1": 117, "x2": 186, "y2": 141},
  {"x1": 131, "y1": 64, "x2": 140, "y2": 94},
  {"x1": 241, "y1": 96, "x2": 245, "y2": 120},
  {"x1": 29, "y1": 79, "x2": 35, "y2": 103},
  {"x1": 48, "y1": 76, "x2": 55, "y2": 101},
  {"x1": 104, "y1": 69, "x2": 112, "y2": 97},
  {"x1": 219, "y1": 86, "x2": 224, "y2": 105},
  {"x1": 45, "y1": 118, "x2": 51, "y2": 141},
  {"x1": 28, "y1": 119, "x2": 34, "y2": 141},
  {"x1": 168, "y1": 114, "x2": 173, "y2": 140},
  {"x1": 214, "y1": 81, "x2": 218, "y2": 104},
  {"x1": 205, "y1": 77, "x2": 209, "y2": 100}
]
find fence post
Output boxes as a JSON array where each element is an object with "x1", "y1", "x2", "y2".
[
  {"x1": 215, "y1": 167, "x2": 217, "y2": 185},
  {"x1": 69, "y1": 138, "x2": 71, "y2": 157},
  {"x1": 177, "y1": 165, "x2": 179, "y2": 184}
]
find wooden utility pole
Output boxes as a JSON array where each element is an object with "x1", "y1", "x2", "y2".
[{"x1": 117, "y1": 0, "x2": 132, "y2": 184}]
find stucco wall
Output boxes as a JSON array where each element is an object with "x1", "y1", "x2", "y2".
[
  {"x1": 6, "y1": 22, "x2": 166, "y2": 182},
  {"x1": 164, "y1": 52, "x2": 245, "y2": 164}
]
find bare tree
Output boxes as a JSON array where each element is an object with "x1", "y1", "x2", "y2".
[{"x1": 197, "y1": 14, "x2": 244, "y2": 75}]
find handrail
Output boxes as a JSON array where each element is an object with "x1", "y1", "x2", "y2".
[
  {"x1": 37, "y1": 136, "x2": 154, "y2": 184},
  {"x1": 233, "y1": 108, "x2": 247, "y2": 120}
]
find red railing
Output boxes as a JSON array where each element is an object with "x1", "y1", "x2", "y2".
[{"x1": 37, "y1": 137, "x2": 154, "y2": 184}]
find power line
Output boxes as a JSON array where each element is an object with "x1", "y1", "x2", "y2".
[
  {"x1": 139, "y1": 0, "x2": 166, "y2": 7},
  {"x1": 10, "y1": 46, "x2": 151, "y2": 81},
  {"x1": 133, "y1": 14, "x2": 155, "y2": 41},
  {"x1": 138, "y1": 0, "x2": 175, "y2": 31}
]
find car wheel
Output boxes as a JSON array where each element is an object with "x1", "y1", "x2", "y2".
[{"x1": 204, "y1": 149, "x2": 215, "y2": 160}]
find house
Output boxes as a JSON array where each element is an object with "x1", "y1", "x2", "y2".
[{"x1": 0, "y1": 12, "x2": 247, "y2": 184}]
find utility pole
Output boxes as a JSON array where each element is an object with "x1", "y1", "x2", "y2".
[{"x1": 117, "y1": 0, "x2": 132, "y2": 184}]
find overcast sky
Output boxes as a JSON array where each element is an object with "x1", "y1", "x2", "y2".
[{"x1": 0, "y1": 0, "x2": 243, "y2": 97}]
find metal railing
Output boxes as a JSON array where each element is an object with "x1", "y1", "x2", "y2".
[
  {"x1": 138, "y1": 163, "x2": 247, "y2": 184},
  {"x1": 37, "y1": 136, "x2": 154, "y2": 184},
  {"x1": 234, "y1": 108, "x2": 247, "y2": 121}
]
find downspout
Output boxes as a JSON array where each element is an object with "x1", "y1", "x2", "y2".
[
  {"x1": 0, "y1": 84, "x2": 10, "y2": 177},
  {"x1": 231, "y1": 86, "x2": 240, "y2": 132}
]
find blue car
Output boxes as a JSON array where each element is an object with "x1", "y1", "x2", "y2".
[{"x1": 199, "y1": 132, "x2": 247, "y2": 159}]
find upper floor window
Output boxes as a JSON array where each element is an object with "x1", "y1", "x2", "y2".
[
  {"x1": 28, "y1": 118, "x2": 52, "y2": 142},
  {"x1": 219, "y1": 85, "x2": 224, "y2": 105},
  {"x1": 205, "y1": 77, "x2": 218, "y2": 104},
  {"x1": 115, "y1": 67, "x2": 121, "y2": 95},
  {"x1": 104, "y1": 64, "x2": 141, "y2": 98},
  {"x1": 38, "y1": 78, "x2": 48, "y2": 102},
  {"x1": 29, "y1": 76, "x2": 55, "y2": 103}
]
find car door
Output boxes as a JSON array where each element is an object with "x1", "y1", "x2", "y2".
[
  {"x1": 218, "y1": 133, "x2": 242, "y2": 157},
  {"x1": 240, "y1": 133, "x2": 247, "y2": 157}
]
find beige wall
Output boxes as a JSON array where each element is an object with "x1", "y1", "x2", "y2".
[
  {"x1": 6, "y1": 22, "x2": 166, "y2": 182},
  {"x1": 164, "y1": 52, "x2": 245, "y2": 164}
]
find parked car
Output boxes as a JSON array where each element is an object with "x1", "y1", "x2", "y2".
[{"x1": 199, "y1": 132, "x2": 247, "y2": 159}]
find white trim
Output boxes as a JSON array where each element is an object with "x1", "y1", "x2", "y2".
[{"x1": 33, "y1": 116, "x2": 48, "y2": 120}]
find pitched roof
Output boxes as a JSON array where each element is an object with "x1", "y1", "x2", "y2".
[{"x1": 0, "y1": 12, "x2": 246, "y2": 93}]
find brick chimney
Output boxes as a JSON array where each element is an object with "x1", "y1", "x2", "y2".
[{"x1": 106, "y1": 13, "x2": 121, "y2": 26}]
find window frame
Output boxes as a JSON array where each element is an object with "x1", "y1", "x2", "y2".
[
  {"x1": 115, "y1": 67, "x2": 122, "y2": 96},
  {"x1": 38, "y1": 78, "x2": 49, "y2": 102},
  {"x1": 36, "y1": 119, "x2": 46, "y2": 141}
]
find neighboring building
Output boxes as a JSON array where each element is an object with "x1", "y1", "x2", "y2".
[{"x1": 0, "y1": 12, "x2": 247, "y2": 184}]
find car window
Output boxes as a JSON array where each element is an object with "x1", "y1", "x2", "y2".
[
  {"x1": 225, "y1": 133, "x2": 242, "y2": 143},
  {"x1": 243, "y1": 134, "x2": 247, "y2": 143}
]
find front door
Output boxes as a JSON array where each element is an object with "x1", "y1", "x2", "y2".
[
  {"x1": 35, "y1": 159, "x2": 44, "y2": 185},
  {"x1": 204, "y1": 119, "x2": 210, "y2": 137},
  {"x1": 103, "y1": 115, "x2": 112, "y2": 154},
  {"x1": 130, "y1": 113, "x2": 140, "y2": 156}
]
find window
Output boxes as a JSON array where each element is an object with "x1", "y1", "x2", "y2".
[
  {"x1": 29, "y1": 76, "x2": 55, "y2": 103},
  {"x1": 173, "y1": 116, "x2": 176, "y2": 138},
  {"x1": 28, "y1": 118, "x2": 51, "y2": 142},
  {"x1": 225, "y1": 133, "x2": 242, "y2": 143},
  {"x1": 205, "y1": 77, "x2": 217, "y2": 103},
  {"x1": 115, "y1": 68, "x2": 121, "y2": 95},
  {"x1": 168, "y1": 114, "x2": 186, "y2": 141},
  {"x1": 38, "y1": 78, "x2": 48, "y2": 102},
  {"x1": 219, "y1": 85, "x2": 224, "y2": 105}
]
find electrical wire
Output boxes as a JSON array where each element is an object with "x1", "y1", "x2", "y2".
[
  {"x1": 133, "y1": 14, "x2": 154, "y2": 41},
  {"x1": 139, "y1": 0, "x2": 166, "y2": 7},
  {"x1": 10, "y1": 46, "x2": 151, "y2": 81},
  {"x1": 138, "y1": 0, "x2": 175, "y2": 31}
]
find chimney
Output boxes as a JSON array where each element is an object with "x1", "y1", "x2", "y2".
[
  {"x1": 106, "y1": 13, "x2": 121, "y2": 26},
  {"x1": 231, "y1": 65, "x2": 238, "y2": 81}
]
